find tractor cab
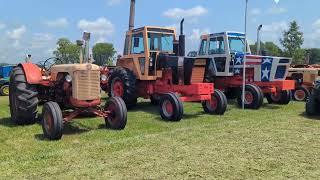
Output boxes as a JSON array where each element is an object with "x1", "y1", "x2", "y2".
[
  {"x1": 118, "y1": 26, "x2": 178, "y2": 80},
  {"x1": 198, "y1": 31, "x2": 292, "y2": 82},
  {"x1": 197, "y1": 32, "x2": 251, "y2": 77}
]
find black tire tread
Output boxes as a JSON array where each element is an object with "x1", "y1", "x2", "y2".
[{"x1": 9, "y1": 66, "x2": 38, "y2": 125}]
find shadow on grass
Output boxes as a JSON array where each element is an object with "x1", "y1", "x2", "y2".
[
  {"x1": 0, "y1": 117, "x2": 15, "y2": 127},
  {"x1": 0, "y1": 116, "x2": 42, "y2": 128},
  {"x1": 130, "y1": 101, "x2": 212, "y2": 121},
  {"x1": 261, "y1": 103, "x2": 281, "y2": 110},
  {"x1": 299, "y1": 112, "x2": 320, "y2": 121},
  {"x1": 34, "y1": 122, "x2": 91, "y2": 141}
]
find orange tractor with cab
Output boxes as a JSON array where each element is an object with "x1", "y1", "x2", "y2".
[{"x1": 104, "y1": 0, "x2": 227, "y2": 121}]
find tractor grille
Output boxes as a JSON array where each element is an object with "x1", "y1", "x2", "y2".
[
  {"x1": 73, "y1": 70, "x2": 101, "y2": 100},
  {"x1": 191, "y1": 67, "x2": 205, "y2": 83}
]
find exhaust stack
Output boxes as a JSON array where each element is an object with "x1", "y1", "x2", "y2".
[
  {"x1": 129, "y1": 0, "x2": 136, "y2": 30},
  {"x1": 179, "y1": 18, "x2": 185, "y2": 56}
]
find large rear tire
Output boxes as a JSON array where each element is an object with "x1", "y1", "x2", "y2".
[
  {"x1": 202, "y1": 89, "x2": 227, "y2": 115},
  {"x1": 42, "y1": 102, "x2": 63, "y2": 140},
  {"x1": 9, "y1": 66, "x2": 39, "y2": 125},
  {"x1": 105, "y1": 97, "x2": 127, "y2": 130},
  {"x1": 237, "y1": 84, "x2": 263, "y2": 109},
  {"x1": 159, "y1": 93, "x2": 184, "y2": 121},
  {"x1": 108, "y1": 67, "x2": 137, "y2": 109}
]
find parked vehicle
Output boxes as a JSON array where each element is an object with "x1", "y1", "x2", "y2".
[
  {"x1": 197, "y1": 32, "x2": 295, "y2": 109},
  {"x1": 287, "y1": 64, "x2": 320, "y2": 101},
  {"x1": 104, "y1": 0, "x2": 227, "y2": 121},
  {"x1": 9, "y1": 32, "x2": 127, "y2": 140}
]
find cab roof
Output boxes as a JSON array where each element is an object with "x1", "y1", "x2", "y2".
[
  {"x1": 201, "y1": 31, "x2": 246, "y2": 39},
  {"x1": 130, "y1": 26, "x2": 176, "y2": 34}
]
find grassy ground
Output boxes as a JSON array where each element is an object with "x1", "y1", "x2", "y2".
[{"x1": 0, "y1": 95, "x2": 320, "y2": 179}]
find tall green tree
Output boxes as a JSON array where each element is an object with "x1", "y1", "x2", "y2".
[
  {"x1": 92, "y1": 43, "x2": 116, "y2": 66},
  {"x1": 306, "y1": 48, "x2": 320, "y2": 64},
  {"x1": 280, "y1": 21, "x2": 305, "y2": 64},
  {"x1": 53, "y1": 38, "x2": 80, "y2": 64},
  {"x1": 250, "y1": 41, "x2": 282, "y2": 56}
]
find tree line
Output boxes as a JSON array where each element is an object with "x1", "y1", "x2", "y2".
[{"x1": 53, "y1": 38, "x2": 116, "y2": 66}]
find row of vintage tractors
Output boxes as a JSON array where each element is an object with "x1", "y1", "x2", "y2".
[{"x1": 10, "y1": 0, "x2": 299, "y2": 140}]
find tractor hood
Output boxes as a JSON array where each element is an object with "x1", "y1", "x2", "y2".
[{"x1": 233, "y1": 53, "x2": 292, "y2": 82}]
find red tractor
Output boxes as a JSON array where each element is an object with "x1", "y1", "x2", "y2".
[
  {"x1": 9, "y1": 32, "x2": 127, "y2": 140},
  {"x1": 104, "y1": 0, "x2": 227, "y2": 121}
]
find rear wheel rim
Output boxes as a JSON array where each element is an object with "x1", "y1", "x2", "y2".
[
  {"x1": 44, "y1": 112, "x2": 54, "y2": 134},
  {"x1": 244, "y1": 91, "x2": 254, "y2": 104},
  {"x1": 107, "y1": 102, "x2": 119, "y2": 125},
  {"x1": 206, "y1": 96, "x2": 217, "y2": 111},
  {"x1": 271, "y1": 92, "x2": 281, "y2": 102},
  {"x1": 111, "y1": 78, "x2": 124, "y2": 97},
  {"x1": 162, "y1": 100, "x2": 173, "y2": 117},
  {"x1": 2, "y1": 86, "x2": 9, "y2": 95},
  {"x1": 294, "y1": 90, "x2": 306, "y2": 101}
]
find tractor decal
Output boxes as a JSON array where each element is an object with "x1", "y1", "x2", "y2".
[{"x1": 233, "y1": 53, "x2": 290, "y2": 82}]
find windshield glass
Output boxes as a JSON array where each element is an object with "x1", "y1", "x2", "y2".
[
  {"x1": 148, "y1": 33, "x2": 174, "y2": 52},
  {"x1": 228, "y1": 36, "x2": 246, "y2": 53}
]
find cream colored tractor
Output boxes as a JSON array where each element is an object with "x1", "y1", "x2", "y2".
[{"x1": 9, "y1": 32, "x2": 127, "y2": 140}]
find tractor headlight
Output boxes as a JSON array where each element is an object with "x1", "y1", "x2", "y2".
[
  {"x1": 101, "y1": 74, "x2": 107, "y2": 81},
  {"x1": 65, "y1": 75, "x2": 72, "y2": 82}
]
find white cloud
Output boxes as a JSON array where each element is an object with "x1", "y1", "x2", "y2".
[
  {"x1": 260, "y1": 21, "x2": 288, "y2": 44},
  {"x1": 267, "y1": 6, "x2": 288, "y2": 15},
  {"x1": 106, "y1": 0, "x2": 122, "y2": 6},
  {"x1": 313, "y1": 19, "x2": 320, "y2": 29},
  {"x1": 250, "y1": 8, "x2": 262, "y2": 16},
  {"x1": 163, "y1": 6, "x2": 208, "y2": 19},
  {"x1": 0, "y1": 22, "x2": 6, "y2": 30},
  {"x1": 78, "y1": 17, "x2": 114, "y2": 42},
  {"x1": 30, "y1": 33, "x2": 54, "y2": 49},
  {"x1": 6, "y1": 25, "x2": 26, "y2": 40},
  {"x1": 45, "y1": 18, "x2": 69, "y2": 28},
  {"x1": 188, "y1": 28, "x2": 210, "y2": 41}
]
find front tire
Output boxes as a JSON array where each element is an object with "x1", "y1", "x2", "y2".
[
  {"x1": 108, "y1": 67, "x2": 137, "y2": 109},
  {"x1": 9, "y1": 66, "x2": 39, "y2": 125},
  {"x1": 105, "y1": 97, "x2": 127, "y2": 130},
  {"x1": 159, "y1": 93, "x2": 184, "y2": 121},
  {"x1": 202, "y1": 89, "x2": 227, "y2": 115},
  {"x1": 237, "y1": 84, "x2": 263, "y2": 109},
  {"x1": 42, "y1": 102, "x2": 63, "y2": 140}
]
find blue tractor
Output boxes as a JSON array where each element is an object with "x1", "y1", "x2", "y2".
[{"x1": 0, "y1": 65, "x2": 15, "y2": 96}]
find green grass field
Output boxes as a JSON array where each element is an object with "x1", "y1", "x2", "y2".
[{"x1": 1, "y1": 95, "x2": 320, "y2": 179}]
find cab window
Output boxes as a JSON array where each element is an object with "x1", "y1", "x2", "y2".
[
  {"x1": 208, "y1": 37, "x2": 225, "y2": 54},
  {"x1": 199, "y1": 39, "x2": 208, "y2": 55},
  {"x1": 131, "y1": 33, "x2": 145, "y2": 54}
]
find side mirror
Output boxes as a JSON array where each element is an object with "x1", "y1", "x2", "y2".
[{"x1": 134, "y1": 37, "x2": 140, "y2": 47}]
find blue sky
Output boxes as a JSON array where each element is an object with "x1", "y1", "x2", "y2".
[{"x1": 0, "y1": 0, "x2": 319, "y2": 64}]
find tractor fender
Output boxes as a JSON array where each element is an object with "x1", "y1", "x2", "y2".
[{"x1": 19, "y1": 63, "x2": 43, "y2": 84}]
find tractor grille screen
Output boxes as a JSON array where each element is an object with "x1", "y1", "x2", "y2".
[
  {"x1": 275, "y1": 66, "x2": 287, "y2": 80},
  {"x1": 73, "y1": 70, "x2": 101, "y2": 100}
]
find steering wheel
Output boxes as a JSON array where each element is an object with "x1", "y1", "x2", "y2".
[{"x1": 43, "y1": 57, "x2": 62, "y2": 71}]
